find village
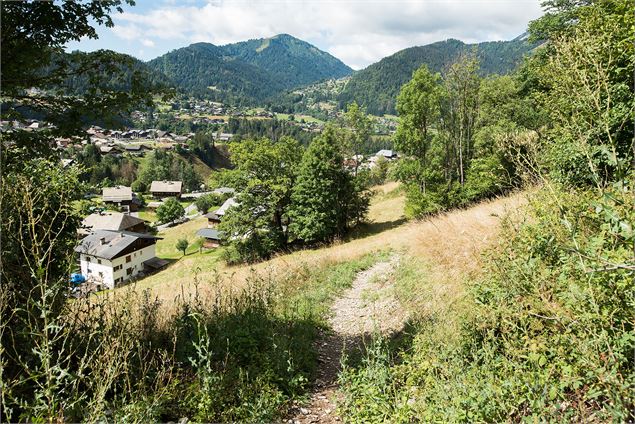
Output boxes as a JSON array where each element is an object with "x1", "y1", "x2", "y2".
[{"x1": 68, "y1": 144, "x2": 399, "y2": 294}]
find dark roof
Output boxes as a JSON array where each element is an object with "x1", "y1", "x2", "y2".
[
  {"x1": 75, "y1": 230, "x2": 160, "y2": 260},
  {"x1": 81, "y1": 212, "x2": 145, "y2": 234},
  {"x1": 196, "y1": 228, "x2": 222, "y2": 240},
  {"x1": 205, "y1": 212, "x2": 221, "y2": 221}
]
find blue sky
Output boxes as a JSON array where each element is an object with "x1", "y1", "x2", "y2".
[{"x1": 65, "y1": 0, "x2": 544, "y2": 70}]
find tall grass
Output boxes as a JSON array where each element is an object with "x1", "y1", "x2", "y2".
[
  {"x1": 338, "y1": 186, "x2": 635, "y2": 422},
  {"x1": 1, "y1": 251, "x2": 386, "y2": 422}
]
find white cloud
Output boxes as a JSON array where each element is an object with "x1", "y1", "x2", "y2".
[{"x1": 108, "y1": 0, "x2": 544, "y2": 69}]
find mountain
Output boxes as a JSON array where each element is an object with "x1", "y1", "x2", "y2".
[
  {"x1": 338, "y1": 38, "x2": 537, "y2": 115},
  {"x1": 223, "y1": 34, "x2": 353, "y2": 88},
  {"x1": 147, "y1": 34, "x2": 353, "y2": 104}
]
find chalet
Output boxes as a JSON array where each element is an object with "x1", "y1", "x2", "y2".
[
  {"x1": 196, "y1": 228, "x2": 222, "y2": 248},
  {"x1": 150, "y1": 180, "x2": 182, "y2": 198},
  {"x1": 205, "y1": 197, "x2": 238, "y2": 227},
  {"x1": 75, "y1": 230, "x2": 163, "y2": 289},
  {"x1": 80, "y1": 212, "x2": 147, "y2": 236},
  {"x1": 102, "y1": 186, "x2": 139, "y2": 211}
]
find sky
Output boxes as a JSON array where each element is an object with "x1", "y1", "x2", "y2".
[{"x1": 65, "y1": 0, "x2": 544, "y2": 70}]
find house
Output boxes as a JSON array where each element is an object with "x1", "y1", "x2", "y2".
[
  {"x1": 75, "y1": 230, "x2": 162, "y2": 289},
  {"x1": 376, "y1": 149, "x2": 397, "y2": 159},
  {"x1": 150, "y1": 180, "x2": 182, "y2": 198},
  {"x1": 102, "y1": 186, "x2": 139, "y2": 211},
  {"x1": 196, "y1": 228, "x2": 222, "y2": 248},
  {"x1": 80, "y1": 212, "x2": 147, "y2": 236},
  {"x1": 205, "y1": 197, "x2": 238, "y2": 227}
]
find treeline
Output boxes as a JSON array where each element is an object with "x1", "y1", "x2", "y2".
[
  {"x1": 226, "y1": 117, "x2": 316, "y2": 144},
  {"x1": 67, "y1": 144, "x2": 204, "y2": 192},
  {"x1": 338, "y1": 38, "x2": 536, "y2": 115},
  {"x1": 393, "y1": 52, "x2": 542, "y2": 216},
  {"x1": 217, "y1": 104, "x2": 378, "y2": 263}
]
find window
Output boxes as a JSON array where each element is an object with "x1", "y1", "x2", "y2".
[
  {"x1": 126, "y1": 255, "x2": 131, "y2": 263},
  {"x1": 114, "y1": 264, "x2": 122, "y2": 272},
  {"x1": 98, "y1": 259, "x2": 102, "y2": 264},
  {"x1": 126, "y1": 267, "x2": 133, "y2": 275}
]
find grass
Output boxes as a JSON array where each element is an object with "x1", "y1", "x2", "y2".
[
  {"x1": 154, "y1": 215, "x2": 214, "y2": 260},
  {"x1": 124, "y1": 181, "x2": 524, "y2": 314}
]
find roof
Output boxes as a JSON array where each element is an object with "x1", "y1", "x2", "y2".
[
  {"x1": 376, "y1": 149, "x2": 396, "y2": 158},
  {"x1": 81, "y1": 212, "x2": 145, "y2": 234},
  {"x1": 214, "y1": 197, "x2": 238, "y2": 216},
  {"x1": 205, "y1": 212, "x2": 221, "y2": 221},
  {"x1": 102, "y1": 186, "x2": 133, "y2": 202},
  {"x1": 150, "y1": 180, "x2": 182, "y2": 193},
  {"x1": 213, "y1": 187, "x2": 236, "y2": 195},
  {"x1": 124, "y1": 144, "x2": 142, "y2": 151},
  {"x1": 75, "y1": 230, "x2": 159, "y2": 260},
  {"x1": 196, "y1": 228, "x2": 223, "y2": 240}
]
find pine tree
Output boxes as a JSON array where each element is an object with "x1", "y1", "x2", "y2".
[{"x1": 289, "y1": 127, "x2": 362, "y2": 243}]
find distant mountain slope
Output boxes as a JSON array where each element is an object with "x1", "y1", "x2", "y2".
[
  {"x1": 147, "y1": 42, "x2": 284, "y2": 104},
  {"x1": 147, "y1": 35, "x2": 353, "y2": 104},
  {"x1": 223, "y1": 34, "x2": 352, "y2": 88},
  {"x1": 338, "y1": 38, "x2": 536, "y2": 115}
]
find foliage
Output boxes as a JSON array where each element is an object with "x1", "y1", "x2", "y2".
[
  {"x1": 219, "y1": 137, "x2": 302, "y2": 263},
  {"x1": 194, "y1": 193, "x2": 223, "y2": 214},
  {"x1": 135, "y1": 150, "x2": 202, "y2": 192},
  {"x1": 289, "y1": 127, "x2": 369, "y2": 243},
  {"x1": 338, "y1": 38, "x2": 537, "y2": 115},
  {"x1": 176, "y1": 238, "x2": 189, "y2": 256},
  {"x1": 156, "y1": 198, "x2": 185, "y2": 224},
  {"x1": 394, "y1": 53, "x2": 536, "y2": 216},
  {"x1": 226, "y1": 117, "x2": 315, "y2": 145}
]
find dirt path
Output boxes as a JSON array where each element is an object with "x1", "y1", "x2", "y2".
[{"x1": 287, "y1": 255, "x2": 406, "y2": 423}]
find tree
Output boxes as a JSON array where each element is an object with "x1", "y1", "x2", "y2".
[
  {"x1": 156, "y1": 198, "x2": 185, "y2": 224},
  {"x1": 443, "y1": 52, "x2": 481, "y2": 186},
  {"x1": 219, "y1": 137, "x2": 302, "y2": 262},
  {"x1": 395, "y1": 65, "x2": 443, "y2": 195},
  {"x1": 195, "y1": 194, "x2": 221, "y2": 214},
  {"x1": 342, "y1": 102, "x2": 372, "y2": 175},
  {"x1": 0, "y1": 2, "x2": 166, "y2": 419},
  {"x1": 176, "y1": 239, "x2": 189, "y2": 256},
  {"x1": 289, "y1": 127, "x2": 367, "y2": 243}
]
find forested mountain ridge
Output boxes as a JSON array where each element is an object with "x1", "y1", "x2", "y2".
[
  {"x1": 147, "y1": 34, "x2": 352, "y2": 104},
  {"x1": 338, "y1": 38, "x2": 538, "y2": 115},
  {"x1": 223, "y1": 34, "x2": 353, "y2": 87}
]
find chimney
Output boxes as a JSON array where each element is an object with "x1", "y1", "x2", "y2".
[{"x1": 100, "y1": 237, "x2": 106, "y2": 245}]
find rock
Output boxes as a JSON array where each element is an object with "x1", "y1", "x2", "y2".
[{"x1": 300, "y1": 407, "x2": 310, "y2": 415}]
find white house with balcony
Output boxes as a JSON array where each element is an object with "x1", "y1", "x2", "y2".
[{"x1": 75, "y1": 230, "x2": 163, "y2": 289}]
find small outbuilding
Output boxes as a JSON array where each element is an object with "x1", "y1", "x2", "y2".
[{"x1": 196, "y1": 228, "x2": 223, "y2": 249}]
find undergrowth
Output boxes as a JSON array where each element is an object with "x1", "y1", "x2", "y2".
[
  {"x1": 1, "y1": 252, "x2": 386, "y2": 422},
  {"x1": 338, "y1": 185, "x2": 635, "y2": 422}
]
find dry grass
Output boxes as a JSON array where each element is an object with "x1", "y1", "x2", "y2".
[{"x1": 116, "y1": 182, "x2": 527, "y2": 311}]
